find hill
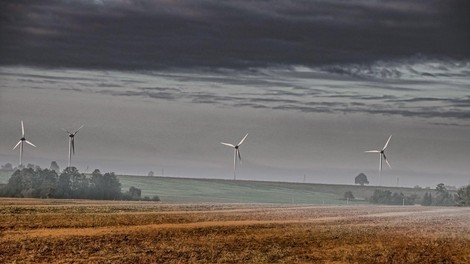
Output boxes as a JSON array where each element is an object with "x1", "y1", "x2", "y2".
[
  {"x1": 0, "y1": 170, "x2": 434, "y2": 204},
  {"x1": 117, "y1": 175, "x2": 433, "y2": 204}
]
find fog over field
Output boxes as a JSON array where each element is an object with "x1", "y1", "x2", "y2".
[{"x1": 1, "y1": 0, "x2": 469, "y2": 187}]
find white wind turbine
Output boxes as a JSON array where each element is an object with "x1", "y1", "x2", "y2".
[
  {"x1": 365, "y1": 135, "x2": 392, "y2": 185},
  {"x1": 62, "y1": 125, "x2": 84, "y2": 168},
  {"x1": 221, "y1": 133, "x2": 248, "y2": 180},
  {"x1": 12, "y1": 121, "x2": 37, "y2": 167}
]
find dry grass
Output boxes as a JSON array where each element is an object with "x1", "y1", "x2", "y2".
[{"x1": 0, "y1": 198, "x2": 469, "y2": 263}]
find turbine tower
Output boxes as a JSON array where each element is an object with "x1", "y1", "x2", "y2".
[
  {"x1": 221, "y1": 133, "x2": 248, "y2": 180},
  {"x1": 12, "y1": 121, "x2": 36, "y2": 167},
  {"x1": 365, "y1": 135, "x2": 392, "y2": 185},
  {"x1": 63, "y1": 125, "x2": 84, "y2": 168}
]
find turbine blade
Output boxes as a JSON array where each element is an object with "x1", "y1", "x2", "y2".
[
  {"x1": 221, "y1": 142, "x2": 235, "y2": 148},
  {"x1": 384, "y1": 154, "x2": 392, "y2": 168},
  {"x1": 62, "y1": 128, "x2": 71, "y2": 134},
  {"x1": 365, "y1": 150, "x2": 380, "y2": 153},
  {"x1": 237, "y1": 149, "x2": 242, "y2": 161},
  {"x1": 71, "y1": 138, "x2": 75, "y2": 155},
  {"x1": 25, "y1": 140, "x2": 36, "y2": 148},
  {"x1": 237, "y1": 133, "x2": 248, "y2": 146},
  {"x1": 21, "y1": 120, "x2": 24, "y2": 137},
  {"x1": 12, "y1": 141, "x2": 22, "y2": 150},
  {"x1": 383, "y1": 135, "x2": 392, "y2": 150},
  {"x1": 73, "y1": 124, "x2": 84, "y2": 135}
]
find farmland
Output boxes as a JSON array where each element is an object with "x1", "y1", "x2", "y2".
[{"x1": 1, "y1": 198, "x2": 469, "y2": 263}]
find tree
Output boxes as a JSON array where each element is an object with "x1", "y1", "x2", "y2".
[
  {"x1": 455, "y1": 185, "x2": 470, "y2": 207},
  {"x1": 369, "y1": 189, "x2": 416, "y2": 205},
  {"x1": 355, "y1": 173, "x2": 369, "y2": 186},
  {"x1": 370, "y1": 189, "x2": 392, "y2": 204},
  {"x1": 0, "y1": 167, "x2": 155, "y2": 202},
  {"x1": 50, "y1": 161, "x2": 60, "y2": 172},
  {"x1": 89, "y1": 171, "x2": 121, "y2": 200},
  {"x1": 56, "y1": 169, "x2": 72, "y2": 198},
  {"x1": 26, "y1": 163, "x2": 40, "y2": 170},
  {"x1": 148, "y1": 171, "x2": 154, "y2": 177},
  {"x1": 128, "y1": 186, "x2": 142, "y2": 199},
  {"x1": 4, "y1": 168, "x2": 35, "y2": 197},
  {"x1": 103, "y1": 172, "x2": 121, "y2": 199},
  {"x1": 89, "y1": 169, "x2": 104, "y2": 199},
  {"x1": 421, "y1": 192, "x2": 433, "y2": 206},
  {"x1": 344, "y1": 191, "x2": 355, "y2": 200},
  {"x1": 32, "y1": 169, "x2": 58, "y2": 198},
  {"x1": 0, "y1": 163, "x2": 13, "y2": 171},
  {"x1": 1, "y1": 168, "x2": 57, "y2": 198},
  {"x1": 434, "y1": 183, "x2": 454, "y2": 206},
  {"x1": 436, "y1": 183, "x2": 447, "y2": 193}
]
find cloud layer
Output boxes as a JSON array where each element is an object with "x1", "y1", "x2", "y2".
[
  {"x1": 1, "y1": 0, "x2": 469, "y2": 69},
  {"x1": 2, "y1": 57, "x2": 469, "y2": 123}
]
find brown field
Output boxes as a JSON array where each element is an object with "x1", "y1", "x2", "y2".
[{"x1": 0, "y1": 198, "x2": 469, "y2": 263}]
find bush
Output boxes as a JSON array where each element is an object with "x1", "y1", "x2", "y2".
[
  {"x1": 369, "y1": 189, "x2": 416, "y2": 205},
  {"x1": 455, "y1": 185, "x2": 470, "y2": 207},
  {"x1": 421, "y1": 192, "x2": 432, "y2": 206},
  {"x1": 344, "y1": 191, "x2": 355, "y2": 200}
]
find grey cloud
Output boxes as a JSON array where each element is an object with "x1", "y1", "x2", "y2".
[
  {"x1": 273, "y1": 105, "x2": 334, "y2": 114},
  {"x1": 319, "y1": 58, "x2": 470, "y2": 80},
  {"x1": 61, "y1": 87, "x2": 88, "y2": 92},
  {"x1": 140, "y1": 87, "x2": 181, "y2": 92},
  {"x1": 98, "y1": 89, "x2": 180, "y2": 101},
  {"x1": 233, "y1": 103, "x2": 269, "y2": 109},
  {"x1": 359, "y1": 107, "x2": 470, "y2": 120},
  {"x1": 1, "y1": 0, "x2": 469, "y2": 70},
  {"x1": 3, "y1": 65, "x2": 469, "y2": 123}
]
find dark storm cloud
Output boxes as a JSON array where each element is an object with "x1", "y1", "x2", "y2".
[{"x1": 1, "y1": 0, "x2": 469, "y2": 70}]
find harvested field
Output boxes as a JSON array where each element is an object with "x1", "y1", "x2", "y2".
[{"x1": 0, "y1": 198, "x2": 469, "y2": 263}]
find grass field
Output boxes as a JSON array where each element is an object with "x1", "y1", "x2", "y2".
[
  {"x1": 118, "y1": 175, "x2": 433, "y2": 204},
  {"x1": 1, "y1": 198, "x2": 469, "y2": 263},
  {"x1": 0, "y1": 170, "x2": 434, "y2": 204}
]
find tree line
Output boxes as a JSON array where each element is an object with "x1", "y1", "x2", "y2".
[
  {"x1": 0, "y1": 167, "x2": 159, "y2": 201},
  {"x1": 368, "y1": 183, "x2": 470, "y2": 206}
]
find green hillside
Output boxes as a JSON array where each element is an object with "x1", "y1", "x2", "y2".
[
  {"x1": 117, "y1": 175, "x2": 432, "y2": 204},
  {"x1": 0, "y1": 170, "x2": 434, "y2": 204}
]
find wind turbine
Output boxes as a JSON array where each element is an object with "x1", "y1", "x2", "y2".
[
  {"x1": 365, "y1": 135, "x2": 392, "y2": 185},
  {"x1": 12, "y1": 121, "x2": 36, "y2": 167},
  {"x1": 221, "y1": 133, "x2": 248, "y2": 180},
  {"x1": 63, "y1": 125, "x2": 84, "y2": 168}
]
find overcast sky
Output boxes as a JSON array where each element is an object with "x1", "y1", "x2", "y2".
[{"x1": 1, "y1": 0, "x2": 469, "y2": 187}]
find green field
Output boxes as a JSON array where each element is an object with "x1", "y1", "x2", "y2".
[
  {"x1": 117, "y1": 175, "x2": 434, "y2": 204},
  {"x1": 0, "y1": 170, "x2": 433, "y2": 204}
]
